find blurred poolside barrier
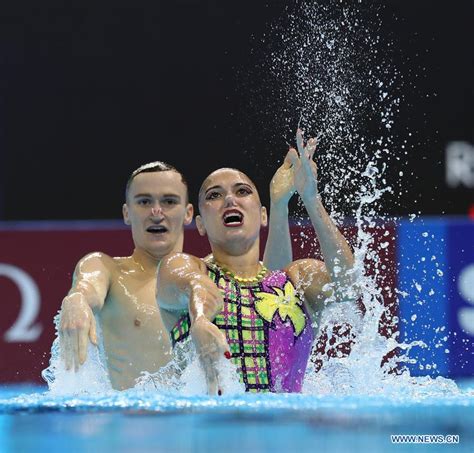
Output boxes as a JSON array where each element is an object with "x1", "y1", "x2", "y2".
[
  {"x1": 397, "y1": 218, "x2": 474, "y2": 378},
  {"x1": 0, "y1": 218, "x2": 472, "y2": 383}
]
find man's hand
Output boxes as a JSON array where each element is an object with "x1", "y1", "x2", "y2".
[
  {"x1": 188, "y1": 271, "x2": 229, "y2": 395},
  {"x1": 191, "y1": 316, "x2": 230, "y2": 396},
  {"x1": 59, "y1": 293, "x2": 98, "y2": 371}
]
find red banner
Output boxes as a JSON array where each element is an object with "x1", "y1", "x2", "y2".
[{"x1": 0, "y1": 221, "x2": 396, "y2": 383}]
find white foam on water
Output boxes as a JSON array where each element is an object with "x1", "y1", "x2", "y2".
[
  {"x1": 41, "y1": 313, "x2": 112, "y2": 395},
  {"x1": 135, "y1": 340, "x2": 245, "y2": 396},
  {"x1": 300, "y1": 164, "x2": 458, "y2": 398}
]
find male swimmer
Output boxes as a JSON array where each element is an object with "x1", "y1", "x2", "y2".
[
  {"x1": 58, "y1": 161, "x2": 294, "y2": 390},
  {"x1": 156, "y1": 130, "x2": 355, "y2": 394}
]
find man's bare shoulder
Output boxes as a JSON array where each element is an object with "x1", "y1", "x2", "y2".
[
  {"x1": 70, "y1": 252, "x2": 117, "y2": 301},
  {"x1": 75, "y1": 252, "x2": 121, "y2": 275},
  {"x1": 77, "y1": 251, "x2": 114, "y2": 266},
  {"x1": 160, "y1": 252, "x2": 207, "y2": 273}
]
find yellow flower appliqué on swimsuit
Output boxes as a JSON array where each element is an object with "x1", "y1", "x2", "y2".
[{"x1": 254, "y1": 281, "x2": 306, "y2": 336}]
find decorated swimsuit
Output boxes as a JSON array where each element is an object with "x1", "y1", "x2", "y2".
[{"x1": 170, "y1": 264, "x2": 314, "y2": 393}]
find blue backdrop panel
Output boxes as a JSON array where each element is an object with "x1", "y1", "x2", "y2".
[
  {"x1": 446, "y1": 221, "x2": 474, "y2": 377},
  {"x1": 397, "y1": 219, "x2": 448, "y2": 376}
]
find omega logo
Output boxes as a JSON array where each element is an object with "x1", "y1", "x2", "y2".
[
  {"x1": 0, "y1": 263, "x2": 42, "y2": 342},
  {"x1": 458, "y1": 263, "x2": 474, "y2": 336}
]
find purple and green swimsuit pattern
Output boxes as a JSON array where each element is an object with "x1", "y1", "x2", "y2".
[{"x1": 170, "y1": 266, "x2": 314, "y2": 393}]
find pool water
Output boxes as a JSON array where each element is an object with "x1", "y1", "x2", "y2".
[{"x1": 1, "y1": 381, "x2": 473, "y2": 453}]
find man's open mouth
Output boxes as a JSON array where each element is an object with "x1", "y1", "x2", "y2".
[
  {"x1": 146, "y1": 225, "x2": 168, "y2": 234},
  {"x1": 223, "y1": 210, "x2": 244, "y2": 227}
]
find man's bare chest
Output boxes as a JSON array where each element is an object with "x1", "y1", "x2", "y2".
[{"x1": 102, "y1": 275, "x2": 161, "y2": 328}]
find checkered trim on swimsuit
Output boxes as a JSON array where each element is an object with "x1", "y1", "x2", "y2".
[
  {"x1": 170, "y1": 311, "x2": 191, "y2": 346},
  {"x1": 170, "y1": 265, "x2": 280, "y2": 393},
  {"x1": 212, "y1": 270, "x2": 272, "y2": 393}
]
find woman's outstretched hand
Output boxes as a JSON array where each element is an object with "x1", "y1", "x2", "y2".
[{"x1": 289, "y1": 129, "x2": 319, "y2": 203}]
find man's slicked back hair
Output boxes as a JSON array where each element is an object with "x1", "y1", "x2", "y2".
[{"x1": 125, "y1": 161, "x2": 189, "y2": 203}]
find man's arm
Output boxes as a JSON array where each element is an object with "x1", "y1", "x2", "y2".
[
  {"x1": 156, "y1": 253, "x2": 230, "y2": 395},
  {"x1": 263, "y1": 151, "x2": 294, "y2": 270},
  {"x1": 156, "y1": 253, "x2": 222, "y2": 321},
  {"x1": 59, "y1": 252, "x2": 111, "y2": 371}
]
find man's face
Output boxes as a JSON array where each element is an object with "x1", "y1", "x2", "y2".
[
  {"x1": 197, "y1": 169, "x2": 267, "y2": 250},
  {"x1": 123, "y1": 171, "x2": 193, "y2": 259}
]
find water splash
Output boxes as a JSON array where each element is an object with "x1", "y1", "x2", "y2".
[
  {"x1": 41, "y1": 313, "x2": 112, "y2": 395},
  {"x1": 302, "y1": 130, "x2": 451, "y2": 390},
  {"x1": 248, "y1": 1, "x2": 403, "y2": 217},
  {"x1": 299, "y1": 156, "x2": 458, "y2": 396},
  {"x1": 261, "y1": 2, "x2": 460, "y2": 396},
  {"x1": 135, "y1": 340, "x2": 245, "y2": 396}
]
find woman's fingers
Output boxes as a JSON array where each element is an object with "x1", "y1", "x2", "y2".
[
  {"x1": 306, "y1": 137, "x2": 317, "y2": 160},
  {"x1": 287, "y1": 147, "x2": 299, "y2": 167},
  {"x1": 296, "y1": 129, "x2": 305, "y2": 157}
]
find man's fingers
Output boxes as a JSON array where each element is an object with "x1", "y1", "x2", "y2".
[
  {"x1": 89, "y1": 316, "x2": 98, "y2": 346},
  {"x1": 78, "y1": 329, "x2": 88, "y2": 365},
  {"x1": 206, "y1": 367, "x2": 219, "y2": 396},
  {"x1": 201, "y1": 354, "x2": 219, "y2": 396},
  {"x1": 192, "y1": 319, "x2": 228, "y2": 396},
  {"x1": 200, "y1": 334, "x2": 228, "y2": 396},
  {"x1": 72, "y1": 331, "x2": 80, "y2": 372},
  {"x1": 59, "y1": 331, "x2": 65, "y2": 363},
  {"x1": 63, "y1": 332, "x2": 73, "y2": 371}
]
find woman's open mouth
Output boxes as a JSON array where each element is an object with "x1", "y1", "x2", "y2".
[{"x1": 222, "y1": 209, "x2": 244, "y2": 227}]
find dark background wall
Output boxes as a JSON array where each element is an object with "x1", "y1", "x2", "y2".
[{"x1": 0, "y1": 0, "x2": 472, "y2": 221}]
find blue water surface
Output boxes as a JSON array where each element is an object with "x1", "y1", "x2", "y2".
[{"x1": 1, "y1": 381, "x2": 473, "y2": 453}]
